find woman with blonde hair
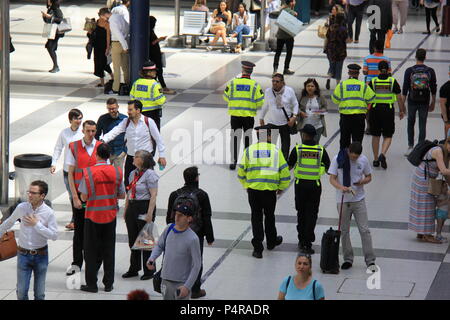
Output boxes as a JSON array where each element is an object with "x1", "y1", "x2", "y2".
[{"x1": 278, "y1": 253, "x2": 325, "y2": 300}]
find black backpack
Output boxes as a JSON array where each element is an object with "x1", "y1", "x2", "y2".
[
  {"x1": 173, "y1": 190, "x2": 203, "y2": 233},
  {"x1": 407, "y1": 140, "x2": 438, "y2": 167},
  {"x1": 410, "y1": 67, "x2": 431, "y2": 103}
]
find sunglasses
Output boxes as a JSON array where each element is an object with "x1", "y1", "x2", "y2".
[{"x1": 27, "y1": 190, "x2": 42, "y2": 195}]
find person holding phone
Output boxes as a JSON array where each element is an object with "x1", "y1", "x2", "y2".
[
  {"x1": 328, "y1": 141, "x2": 376, "y2": 271},
  {"x1": 122, "y1": 150, "x2": 159, "y2": 281}
]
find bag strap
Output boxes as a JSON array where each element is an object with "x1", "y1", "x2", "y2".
[
  {"x1": 161, "y1": 223, "x2": 176, "y2": 266},
  {"x1": 338, "y1": 194, "x2": 344, "y2": 231},
  {"x1": 285, "y1": 276, "x2": 291, "y2": 293},
  {"x1": 313, "y1": 279, "x2": 316, "y2": 300},
  {"x1": 280, "y1": 106, "x2": 291, "y2": 123}
]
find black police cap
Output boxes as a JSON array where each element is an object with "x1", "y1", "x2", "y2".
[
  {"x1": 241, "y1": 61, "x2": 256, "y2": 70},
  {"x1": 347, "y1": 63, "x2": 361, "y2": 71}
]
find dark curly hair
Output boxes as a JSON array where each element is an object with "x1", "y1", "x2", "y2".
[{"x1": 301, "y1": 78, "x2": 321, "y2": 97}]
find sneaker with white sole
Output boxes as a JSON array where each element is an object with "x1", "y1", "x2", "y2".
[
  {"x1": 206, "y1": 46, "x2": 212, "y2": 52},
  {"x1": 404, "y1": 147, "x2": 413, "y2": 157},
  {"x1": 436, "y1": 235, "x2": 448, "y2": 243}
]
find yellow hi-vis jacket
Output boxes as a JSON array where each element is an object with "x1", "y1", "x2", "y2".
[
  {"x1": 223, "y1": 77, "x2": 264, "y2": 117},
  {"x1": 371, "y1": 76, "x2": 397, "y2": 107},
  {"x1": 332, "y1": 78, "x2": 376, "y2": 114},
  {"x1": 130, "y1": 78, "x2": 166, "y2": 112},
  {"x1": 293, "y1": 144, "x2": 325, "y2": 182},
  {"x1": 237, "y1": 142, "x2": 291, "y2": 191}
]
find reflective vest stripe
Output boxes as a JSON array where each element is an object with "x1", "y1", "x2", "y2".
[
  {"x1": 229, "y1": 106, "x2": 258, "y2": 111},
  {"x1": 339, "y1": 97, "x2": 366, "y2": 101},
  {"x1": 294, "y1": 144, "x2": 324, "y2": 181},
  {"x1": 279, "y1": 163, "x2": 288, "y2": 172},
  {"x1": 244, "y1": 166, "x2": 279, "y2": 172},
  {"x1": 246, "y1": 178, "x2": 280, "y2": 183},
  {"x1": 87, "y1": 205, "x2": 118, "y2": 211},
  {"x1": 296, "y1": 170, "x2": 319, "y2": 176},
  {"x1": 298, "y1": 163, "x2": 321, "y2": 169},
  {"x1": 70, "y1": 140, "x2": 100, "y2": 190}
]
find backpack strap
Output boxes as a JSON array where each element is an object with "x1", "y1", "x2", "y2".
[
  {"x1": 144, "y1": 116, "x2": 150, "y2": 129},
  {"x1": 125, "y1": 118, "x2": 131, "y2": 129}
]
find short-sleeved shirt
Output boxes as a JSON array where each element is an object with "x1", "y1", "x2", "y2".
[
  {"x1": 279, "y1": 276, "x2": 325, "y2": 300},
  {"x1": 328, "y1": 154, "x2": 372, "y2": 203},
  {"x1": 363, "y1": 53, "x2": 391, "y2": 83},
  {"x1": 127, "y1": 169, "x2": 159, "y2": 200},
  {"x1": 440, "y1": 80, "x2": 450, "y2": 116}
]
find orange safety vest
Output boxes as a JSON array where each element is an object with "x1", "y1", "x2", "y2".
[
  {"x1": 83, "y1": 162, "x2": 123, "y2": 224},
  {"x1": 68, "y1": 140, "x2": 102, "y2": 190}
]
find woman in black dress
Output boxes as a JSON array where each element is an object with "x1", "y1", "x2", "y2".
[
  {"x1": 149, "y1": 16, "x2": 176, "y2": 95},
  {"x1": 92, "y1": 8, "x2": 114, "y2": 87},
  {"x1": 41, "y1": 0, "x2": 64, "y2": 73}
]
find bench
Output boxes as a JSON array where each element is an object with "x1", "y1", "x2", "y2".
[{"x1": 181, "y1": 10, "x2": 208, "y2": 48}]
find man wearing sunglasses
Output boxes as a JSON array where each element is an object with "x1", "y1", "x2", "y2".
[{"x1": 0, "y1": 181, "x2": 58, "y2": 300}]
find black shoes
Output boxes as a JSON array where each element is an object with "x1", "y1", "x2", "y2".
[
  {"x1": 122, "y1": 271, "x2": 139, "y2": 278},
  {"x1": 283, "y1": 69, "x2": 295, "y2": 75},
  {"x1": 49, "y1": 66, "x2": 59, "y2": 73},
  {"x1": 267, "y1": 236, "x2": 283, "y2": 250},
  {"x1": 104, "y1": 285, "x2": 113, "y2": 292},
  {"x1": 301, "y1": 246, "x2": 315, "y2": 254},
  {"x1": 341, "y1": 262, "x2": 353, "y2": 270},
  {"x1": 191, "y1": 289, "x2": 207, "y2": 299},
  {"x1": 326, "y1": 78, "x2": 330, "y2": 90},
  {"x1": 80, "y1": 285, "x2": 98, "y2": 293},
  {"x1": 373, "y1": 160, "x2": 380, "y2": 167},
  {"x1": 367, "y1": 263, "x2": 377, "y2": 273},
  {"x1": 422, "y1": 31, "x2": 431, "y2": 34},
  {"x1": 229, "y1": 163, "x2": 236, "y2": 170},
  {"x1": 378, "y1": 153, "x2": 387, "y2": 169},
  {"x1": 140, "y1": 274, "x2": 153, "y2": 281},
  {"x1": 252, "y1": 251, "x2": 263, "y2": 259}
]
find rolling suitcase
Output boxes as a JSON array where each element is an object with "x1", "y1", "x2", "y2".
[
  {"x1": 320, "y1": 195, "x2": 344, "y2": 274},
  {"x1": 441, "y1": 5, "x2": 450, "y2": 36}
]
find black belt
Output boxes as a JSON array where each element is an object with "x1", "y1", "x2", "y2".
[
  {"x1": 128, "y1": 199, "x2": 150, "y2": 203},
  {"x1": 18, "y1": 245, "x2": 48, "y2": 255}
]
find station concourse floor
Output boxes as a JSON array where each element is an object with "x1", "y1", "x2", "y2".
[{"x1": 1, "y1": 2, "x2": 450, "y2": 300}]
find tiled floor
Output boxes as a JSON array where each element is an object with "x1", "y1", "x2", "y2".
[{"x1": 1, "y1": 2, "x2": 450, "y2": 300}]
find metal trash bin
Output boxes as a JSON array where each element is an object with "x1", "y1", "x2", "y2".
[{"x1": 13, "y1": 154, "x2": 53, "y2": 202}]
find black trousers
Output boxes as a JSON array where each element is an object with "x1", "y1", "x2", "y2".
[
  {"x1": 248, "y1": 189, "x2": 278, "y2": 253},
  {"x1": 45, "y1": 33, "x2": 62, "y2": 67},
  {"x1": 192, "y1": 236, "x2": 204, "y2": 293},
  {"x1": 295, "y1": 180, "x2": 322, "y2": 248},
  {"x1": 156, "y1": 64, "x2": 167, "y2": 88},
  {"x1": 339, "y1": 114, "x2": 366, "y2": 149},
  {"x1": 273, "y1": 38, "x2": 294, "y2": 70},
  {"x1": 125, "y1": 200, "x2": 155, "y2": 275},
  {"x1": 124, "y1": 155, "x2": 136, "y2": 187},
  {"x1": 84, "y1": 218, "x2": 116, "y2": 289},
  {"x1": 142, "y1": 109, "x2": 162, "y2": 131},
  {"x1": 271, "y1": 124, "x2": 291, "y2": 161},
  {"x1": 347, "y1": 3, "x2": 365, "y2": 41},
  {"x1": 72, "y1": 194, "x2": 86, "y2": 269},
  {"x1": 311, "y1": 0, "x2": 322, "y2": 13},
  {"x1": 425, "y1": 7, "x2": 439, "y2": 32},
  {"x1": 230, "y1": 116, "x2": 254, "y2": 164},
  {"x1": 369, "y1": 29, "x2": 387, "y2": 54}
]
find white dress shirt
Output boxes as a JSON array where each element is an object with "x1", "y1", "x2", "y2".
[
  {"x1": 258, "y1": 86, "x2": 299, "y2": 126},
  {"x1": 111, "y1": 4, "x2": 130, "y2": 24},
  {"x1": 102, "y1": 116, "x2": 166, "y2": 158},
  {"x1": 52, "y1": 126, "x2": 84, "y2": 172},
  {"x1": 65, "y1": 138, "x2": 98, "y2": 167},
  {"x1": 109, "y1": 10, "x2": 129, "y2": 50},
  {"x1": 0, "y1": 202, "x2": 58, "y2": 250}
]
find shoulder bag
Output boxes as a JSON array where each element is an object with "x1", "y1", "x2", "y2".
[
  {"x1": 318, "y1": 24, "x2": 328, "y2": 39},
  {"x1": 0, "y1": 231, "x2": 18, "y2": 261},
  {"x1": 153, "y1": 224, "x2": 176, "y2": 293},
  {"x1": 281, "y1": 106, "x2": 298, "y2": 135},
  {"x1": 57, "y1": 17, "x2": 72, "y2": 33}
]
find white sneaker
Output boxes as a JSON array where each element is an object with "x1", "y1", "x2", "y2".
[
  {"x1": 404, "y1": 147, "x2": 413, "y2": 157},
  {"x1": 367, "y1": 264, "x2": 378, "y2": 273},
  {"x1": 205, "y1": 46, "x2": 212, "y2": 52},
  {"x1": 66, "y1": 264, "x2": 79, "y2": 276}
]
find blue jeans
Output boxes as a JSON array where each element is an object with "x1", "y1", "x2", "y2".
[
  {"x1": 233, "y1": 24, "x2": 250, "y2": 44},
  {"x1": 17, "y1": 250, "x2": 49, "y2": 300},
  {"x1": 327, "y1": 60, "x2": 344, "y2": 80},
  {"x1": 407, "y1": 102, "x2": 429, "y2": 147}
]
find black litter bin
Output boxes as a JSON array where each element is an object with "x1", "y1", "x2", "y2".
[{"x1": 13, "y1": 154, "x2": 53, "y2": 202}]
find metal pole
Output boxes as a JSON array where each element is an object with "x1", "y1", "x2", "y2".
[
  {"x1": 1, "y1": 0, "x2": 10, "y2": 204},
  {"x1": 130, "y1": 0, "x2": 149, "y2": 86},
  {"x1": 175, "y1": 0, "x2": 180, "y2": 36},
  {"x1": 260, "y1": 0, "x2": 266, "y2": 41}
]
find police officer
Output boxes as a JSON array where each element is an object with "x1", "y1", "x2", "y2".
[
  {"x1": 369, "y1": 60, "x2": 405, "y2": 169},
  {"x1": 130, "y1": 60, "x2": 167, "y2": 131},
  {"x1": 224, "y1": 61, "x2": 265, "y2": 170},
  {"x1": 332, "y1": 64, "x2": 376, "y2": 150},
  {"x1": 78, "y1": 143, "x2": 126, "y2": 293},
  {"x1": 237, "y1": 124, "x2": 291, "y2": 259},
  {"x1": 288, "y1": 124, "x2": 330, "y2": 254}
]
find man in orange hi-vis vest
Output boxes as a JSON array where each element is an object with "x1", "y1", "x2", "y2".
[{"x1": 78, "y1": 143, "x2": 126, "y2": 293}]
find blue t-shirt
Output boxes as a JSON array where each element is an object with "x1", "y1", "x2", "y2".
[{"x1": 279, "y1": 276, "x2": 325, "y2": 300}]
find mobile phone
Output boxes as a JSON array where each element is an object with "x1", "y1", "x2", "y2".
[
  {"x1": 176, "y1": 289, "x2": 181, "y2": 297},
  {"x1": 138, "y1": 214, "x2": 147, "y2": 221}
]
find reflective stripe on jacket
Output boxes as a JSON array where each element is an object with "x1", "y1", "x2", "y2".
[
  {"x1": 130, "y1": 78, "x2": 166, "y2": 112},
  {"x1": 224, "y1": 77, "x2": 264, "y2": 117},
  {"x1": 69, "y1": 140, "x2": 102, "y2": 190}
]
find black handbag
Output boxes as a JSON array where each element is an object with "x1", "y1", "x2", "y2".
[
  {"x1": 152, "y1": 224, "x2": 175, "y2": 294},
  {"x1": 281, "y1": 106, "x2": 298, "y2": 135}
]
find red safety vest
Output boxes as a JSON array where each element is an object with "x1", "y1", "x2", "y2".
[
  {"x1": 83, "y1": 162, "x2": 123, "y2": 224},
  {"x1": 68, "y1": 140, "x2": 102, "y2": 190}
]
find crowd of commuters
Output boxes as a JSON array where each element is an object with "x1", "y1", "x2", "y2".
[{"x1": 2, "y1": 0, "x2": 450, "y2": 302}]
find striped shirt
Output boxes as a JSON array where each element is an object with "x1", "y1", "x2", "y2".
[{"x1": 363, "y1": 53, "x2": 391, "y2": 83}]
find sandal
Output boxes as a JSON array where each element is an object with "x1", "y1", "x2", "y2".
[{"x1": 421, "y1": 234, "x2": 442, "y2": 243}]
